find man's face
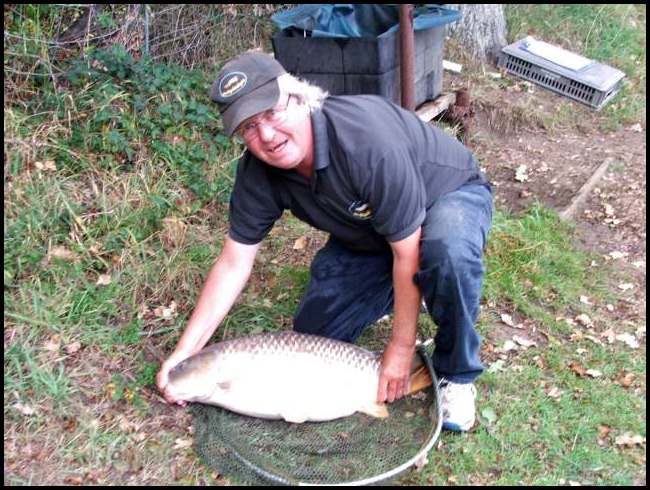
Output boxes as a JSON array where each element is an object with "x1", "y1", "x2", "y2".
[{"x1": 235, "y1": 95, "x2": 312, "y2": 172}]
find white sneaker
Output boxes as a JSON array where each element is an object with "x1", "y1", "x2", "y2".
[{"x1": 439, "y1": 378, "x2": 477, "y2": 432}]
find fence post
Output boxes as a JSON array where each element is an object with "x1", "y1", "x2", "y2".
[{"x1": 142, "y1": 4, "x2": 150, "y2": 56}]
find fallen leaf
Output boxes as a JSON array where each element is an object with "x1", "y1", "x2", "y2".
[
  {"x1": 292, "y1": 236, "x2": 308, "y2": 250},
  {"x1": 49, "y1": 245, "x2": 77, "y2": 261},
  {"x1": 66, "y1": 341, "x2": 82, "y2": 354},
  {"x1": 63, "y1": 416, "x2": 78, "y2": 432},
  {"x1": 13, "y1": 402, "x2": 36, "y2": 416},
  {"x1": 34, "y1": 160, "x2": 57, "y2": 172},
  {"x1": 84, "y1": 469, "x2": 105, "y2": 484},
  {"x1": 600, "y1": 328, "x2": 616, "y2": 344},
  {"x1": 616, "y1": 371, "x2": 635, "y2": 387},
  {"x1": 414, "y1": 453, "x2": 428, "y2": 471},
  {"x1": 546, "y1": 386, "x2": 562, "y2": 399},
  {"x1": 560, "y1": 317, "x2": 576, "y2": 326},
  {"x1": 154, "y1": 301, "x2": 178, "y2": 319},
  {"x1": 64, "y1": 475, "x2": 83, "y2": 485},
  {"x1": 569, "y1": 362, "x2": 587, "y2": 377},
  {"x1": 480, "y1": 407, "x2": 497, "y2": 425},
  {"x1": 615, "y1": 433, "x2": 646, "y2": 448},
  {"x1": 615, "y1": 333, "x2": 639, "y2": 349},
  {"x1": 105, "y1": 382, "x2": 117, "y2": 399},
  {"x1": 44, "y1": 334, "x2": 61, "y2": 352},
  {"x1": 513, "y1": 335, "x2": 536, "y2": 348},
  {"x1": 514, "y1": 164, "x2": 529, "y2": 182},
  {"x1": 488, "y1": 359, "x2": 506, "y2": 373},
  {"x1": 500, "y1": 313, "x2": 515, "y2": 326},
  {"x1": 161, "y1": 217, "x2": 187, "y2": 249},
  {"x1": 96, "y1": 273, "x2": 111, "y2": 286},
  {"x1": 496, "y1": 340, "x2": 517, "y2": 353},
  {"x1": 575, "y1": 314, "x2": 593, "y2": 327},
  {"x1": 585, "y1": 369, "x2": 602, "y2": 378},
  {"x1": 598, "y1": 425, "x2": 612, "y2": 440},
  {"x1": 584, "y1": 334, "x2": 603, "y2": 345},
  {"x1": 174, "y1": 438, "x2": 193, "y2": 450}
]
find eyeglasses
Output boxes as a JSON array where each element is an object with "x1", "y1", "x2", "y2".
[{"x1": 235, "y1": 95, "x2": 295, "y2": 143}]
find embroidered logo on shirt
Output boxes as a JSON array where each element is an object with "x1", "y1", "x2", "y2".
[{"x1": 348, "y1": 200, "x2": 373, "y2": 219}]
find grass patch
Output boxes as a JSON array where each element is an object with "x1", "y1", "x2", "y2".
[
  {"x1": 402, "y1": 341, "x2": 645, "y2": 485},
  {"x1": 484, "y1": 204, "x2": 611, "y2": 325}
]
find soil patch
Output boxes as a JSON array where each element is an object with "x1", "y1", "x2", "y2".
[{"x1": 465, "y1": 78, "x2": 646, "y2": 346}]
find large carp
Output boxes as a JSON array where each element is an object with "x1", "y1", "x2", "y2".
[{"x1": 167, "y1": 331, "x2": 432, "y2": 423}]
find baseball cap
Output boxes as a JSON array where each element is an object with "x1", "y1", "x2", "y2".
[{"x1": 210, "y1": 52, "x2": 287, "y2": 136}]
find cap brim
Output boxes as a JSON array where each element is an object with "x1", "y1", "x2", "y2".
[{"x1": 222, "y1": 79, "x2": 280, "y2": 137}]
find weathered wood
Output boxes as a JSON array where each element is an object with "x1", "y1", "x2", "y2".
[
  {"x1": 559, "y1": 158, "x2": 613, "y2": 221},
  {"x1": 416, "y1": 92, "x2": 457, "y2": 122}
]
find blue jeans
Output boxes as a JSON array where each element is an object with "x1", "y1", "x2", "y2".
[{"x1": 293, "y1": 183, "x2": 493, "y2": 384}]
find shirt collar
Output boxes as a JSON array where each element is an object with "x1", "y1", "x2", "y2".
[{"x1": 311, "y1": 108, "x2": 330, "y2": 172}]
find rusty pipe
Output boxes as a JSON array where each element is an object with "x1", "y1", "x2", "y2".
[{"x1": 399, "y1": 4, "x2": 415, "y2": 111}]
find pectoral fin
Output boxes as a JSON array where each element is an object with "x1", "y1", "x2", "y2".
[{"x1": 360, "y1": 402, "x2": 390, "y2": 418}]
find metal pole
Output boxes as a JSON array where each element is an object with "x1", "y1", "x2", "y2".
[
  {"x1": 399, "y1": 4, "x2": 415, "y2": 111},
  {"x1": 143, "y1": 4, "x2": 150, "y2": 56}
]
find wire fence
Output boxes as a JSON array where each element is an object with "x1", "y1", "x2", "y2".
[{"x1": 4, "y1": 4, "x2": 286, "y2": 103}]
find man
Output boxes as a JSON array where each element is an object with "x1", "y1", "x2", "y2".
[{"x1": 157, "y1": 51, "x2": 493, "y2": 432}]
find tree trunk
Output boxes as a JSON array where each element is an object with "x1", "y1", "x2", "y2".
[{"x1": 445, "y1": 4, "x2": 508, "y2": 65}]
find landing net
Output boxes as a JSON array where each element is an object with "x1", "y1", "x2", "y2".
[{"x1": 190, "y1": 343, "x2": 441, "y2": 485}]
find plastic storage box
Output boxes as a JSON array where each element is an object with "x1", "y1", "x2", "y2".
[
  {"x1": 498, "y1": 36, "x2": 625, "y2": 110},
  {"x1": 271, "y1": 6, "x2": 460, "y2": 106}
]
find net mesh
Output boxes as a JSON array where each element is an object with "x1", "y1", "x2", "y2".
[{"x1": 190, "y1": 344, "x2": 440, "y2": 485}]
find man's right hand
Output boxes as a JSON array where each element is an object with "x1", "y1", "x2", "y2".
[
  {"x1": 156, "y1": 350, "x2": 192, "y2": 407},
  {"x1": 155, "y1": 237, "x2": 261, "y2": 407}
]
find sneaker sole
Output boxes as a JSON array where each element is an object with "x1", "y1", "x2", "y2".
[{"x1": 442, "y1": 419, "x2": 474, "y2": 432}]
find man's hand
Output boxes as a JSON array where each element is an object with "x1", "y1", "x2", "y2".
[
  {"x1": 156, "y1": 350, "x2": 192, "y2": 407},
  {"x1": 377, "y1": 341, "x2": 416, "y2": 403},
  {"x1": 379, "y1": 227, "x2": 421, "y2": 404}
]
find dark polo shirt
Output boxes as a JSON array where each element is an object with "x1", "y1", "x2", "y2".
[{"x1": 228, "y1": 95, "x2": 488, "y2": 253}]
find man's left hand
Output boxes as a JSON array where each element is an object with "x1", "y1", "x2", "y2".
[{"x1": 377, "y1": 341, "x2": 416, "y2": 403}]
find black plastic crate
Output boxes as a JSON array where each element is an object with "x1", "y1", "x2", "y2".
[{"x1": 272, "y1": 24, "x2": 445, "y2": 106}]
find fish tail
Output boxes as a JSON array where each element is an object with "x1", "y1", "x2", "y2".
[{"x1": 407, "y1": 364, "x2": 433, "y2": 395}]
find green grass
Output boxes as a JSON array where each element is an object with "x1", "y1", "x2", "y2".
[
  {"x1": 484, "y1": 204, "x2": 612, "y2": 324},
  {"x1": 402, "y1": 343, "x2": 645, "y2": 485},
  {"x1": 4, "y1": 8, "x2": 646, "y2": 486}
]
